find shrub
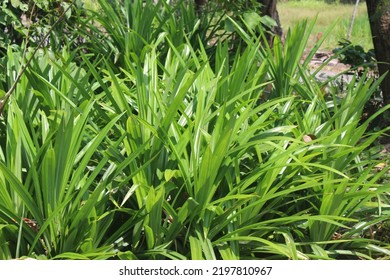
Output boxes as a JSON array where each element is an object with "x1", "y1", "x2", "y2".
[{"x1": 0, "y1": 0, "x2": 389, "y2": 260}]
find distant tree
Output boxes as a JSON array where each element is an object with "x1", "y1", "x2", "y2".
[{"x1": 366, "y1": 0, "x2": 390, "y2": 105}]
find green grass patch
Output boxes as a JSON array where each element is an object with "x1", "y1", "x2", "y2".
[{"x1": 278, "y1": 1, "x2": 373, "y2": 51}]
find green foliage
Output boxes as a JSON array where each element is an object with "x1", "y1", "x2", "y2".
[
  {"x1": 0, "y1": 0, "x2": 389, "y2": 260},
  {"x1": 0, "y1": 0, "x2": 85, "y2": 56},
  {"x1": 333, "y1": 39, "x2": 376, "y2": 69},
  {"x1": 332, "y1": 39, "x2": 385, "y2": 128}
]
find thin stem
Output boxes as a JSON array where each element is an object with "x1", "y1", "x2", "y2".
[
  {"x1": 0, "y1": 2, "x2": 73, "y2": 115},
  {"x1": 347, "y1": 0, "x2": 360, "y2": 40}
]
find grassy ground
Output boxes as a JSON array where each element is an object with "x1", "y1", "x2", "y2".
[{"x1": 278, "y1": 0, "x2": 373, "y2": 51}]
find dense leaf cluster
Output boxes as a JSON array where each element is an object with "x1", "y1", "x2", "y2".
[{"x1": 0, "y1": 0, "x2": 389, "y2": 260}]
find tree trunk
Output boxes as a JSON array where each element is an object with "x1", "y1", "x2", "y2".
[
  {"x1": 194, "y1": 0, "x2": 207, "y2": 16},
  {"x1": 259, "y1": 0, "x2": 283, "y2": 38},
  {"x1": 366, "y1": 0, "x2": 390, "y2": 105}
]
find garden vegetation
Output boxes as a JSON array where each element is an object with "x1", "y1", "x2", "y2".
[{"x1": 0, "y1": 0, "x2": 389, "y2": 260}]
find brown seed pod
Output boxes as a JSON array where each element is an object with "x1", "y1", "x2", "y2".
[{"x1": 303, "y1": 134, "x2": 317, "y2": 143}]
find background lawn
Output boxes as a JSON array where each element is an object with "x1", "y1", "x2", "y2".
[{"x1": 278, "y1": 0, "x2": 373, "y2": 51}]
